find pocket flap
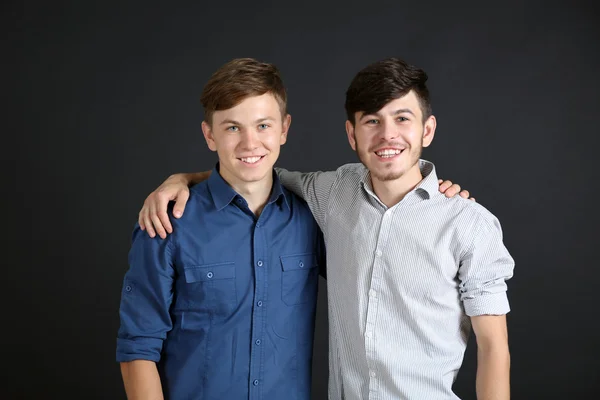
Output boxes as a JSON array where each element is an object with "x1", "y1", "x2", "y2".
[
  {"x1": 280, "y1": 253, "x2": 318, "y2": 272},
  {"x1": 184, "y1": 262, "x2": 235, "y2": 283}
]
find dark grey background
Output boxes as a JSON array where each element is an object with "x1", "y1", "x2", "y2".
[{"x1": 3, "y1": 0, "x2": 599, "y2": 398}]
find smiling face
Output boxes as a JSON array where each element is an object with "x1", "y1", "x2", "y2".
[
  {"x1": 201, "y1": 92, "x2": 290, "y2": 188},
  {"x1": 346, "y1": 90, "x2": 436, "y2": 183}
]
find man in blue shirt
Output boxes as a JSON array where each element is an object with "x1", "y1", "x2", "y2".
[{"x1": 117, "y1": 58, "x2": 324, "y2": 399}]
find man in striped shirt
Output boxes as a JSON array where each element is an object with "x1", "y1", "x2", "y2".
[{"x1": 139, "y1": 58, "x2": 514, "y2": 399}]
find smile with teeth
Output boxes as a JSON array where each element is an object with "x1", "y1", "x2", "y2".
[
  {"x1": 375, "y1": 149, "x2": 404, "y2": 158},
  {"x1": 239, "y1": 155, "x2": 265, "y2": 164}
]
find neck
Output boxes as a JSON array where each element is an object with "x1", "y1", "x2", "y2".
[
  {"x1": 371, "y1": 163, "x2": 423, "y2": 208},
  {"x1": 225, "y1": 174, "x2": 274, "y2": 217}
]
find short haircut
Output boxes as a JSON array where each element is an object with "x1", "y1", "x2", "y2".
[
  {"x1": 200, "y1": 58, "x2": 287, "y2": 124},
  {"x1": 345, "y1": 58, "x2": 432, "y2": 124}
]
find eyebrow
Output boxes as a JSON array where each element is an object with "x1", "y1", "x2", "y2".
[
  {"x1": 219, "y1": 119, "x2": 241, "y2": 126},
  {"x1": 219, "y1": 117, "x2": 276, "y2": 126},
  {"x1": 391, "y1": 108, "x2": 415, "y2": 117},
  {"x1": 359, "y1": 108, "x2": 415, "y2": 122}
]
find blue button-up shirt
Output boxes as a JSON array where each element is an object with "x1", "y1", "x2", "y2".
[{"x1": 117, "y1": 167, "x2": 324, "y2": 400}]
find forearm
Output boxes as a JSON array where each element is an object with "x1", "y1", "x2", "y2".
[
  {"x1": 185, "y1": 171, "x2": 211, "y2": 185},
  {"x1": 476, "y1": 344, "x2": 510, "y2": 400},
  {"x1": 120, "y1": 360, "x2": 164, "y2": 400}
]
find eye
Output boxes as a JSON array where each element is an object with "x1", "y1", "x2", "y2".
[
  {"x1": 226, "y1": 126, "x2": 239, "y2": 132},
  {"x1": 365, "y1": 119, "x2": 379, "y2": 125},
  {"x1": 258, "y1": 123, "x2": 270, "y2": 130},
  {"x1": 397, "y1": 116, "x2": 409, "y2": 122}
]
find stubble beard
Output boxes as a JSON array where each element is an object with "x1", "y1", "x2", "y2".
[{"x1": 355, "y1": 138, "x2": 423, "y2": 182}]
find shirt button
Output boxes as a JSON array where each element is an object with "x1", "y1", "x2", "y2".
[
  {"x1": 375, "y1": 250, "x2": 382, "y2": 257},
  {"x1": 257, "y1": 260, "x2": 263, "y2": 267},
  {"x1": 255, "y1": 339, "x2": 261, "y2": 345},
  {"x1": 206, "y1": 272, "x2": 213, "y2": 279},
  {"x1": 256, "y1": 221, "x2": 261, "y2": 227},
  {"x1": 370, "y1": 371, "x2": 376, "y2": 378},
  {"x1": 298, "y1": 261, "x2": 304, "y2": 268},
  {"x1": 366, "y1": 331, "x2": 372, "y2": 338},
  {"x1": 253, "y1": 379, "x2": 259, "y2": 386},
  {"x1": 125, "y1": 285, "x2": 132, "y2": 292},
  {"x1": 257, "y1": 301, "x2": 263, "y2": 307},
  {"x1": 369, "y1": 289, "x2": 376, "y2": 298}
]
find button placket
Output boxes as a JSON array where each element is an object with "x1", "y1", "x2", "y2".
[
  {"x1": 250, "y1": 216, "x2": 268, "y2": 396},
  {"x1": 365, "y1": 210, "x2": 393, "y2": 397}
]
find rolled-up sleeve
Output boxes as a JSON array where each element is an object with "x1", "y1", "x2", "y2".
[
  {"x1": 116, "y1": 225, "x2": 176, "y2": 362},
  {"x1": 458, "y1": 212, "x2": 515, "y2": 317}
]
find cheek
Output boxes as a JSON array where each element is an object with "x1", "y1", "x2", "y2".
[
  {"x1": 264, "y1": 133, "x2": 283, "y2": 147},
  {"x1": 217, "y1": 137, "x2": 240, "y2": 154},
  {"x1": 403, "y1": 126, "x2": 422, "y2": 140},
  {"x1": 358, "y1": 136, "x2": 374, "y2": 152}
]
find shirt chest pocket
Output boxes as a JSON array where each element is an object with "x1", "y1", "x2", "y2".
[
  {"x1": 280, "y1": 253, "x2": 319, "y2": 306},
  {"x1": 181, "y1": 262, "x2": 237, "y2": 315}
]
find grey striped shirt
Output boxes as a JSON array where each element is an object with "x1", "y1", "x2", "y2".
[{"x1": 277, "y1": 160, "x2": 514, "y2": 400}]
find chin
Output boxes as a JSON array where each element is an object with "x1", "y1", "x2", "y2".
[
  {"x1": 368, "y1": 164, "x2": 406, "y2": 182},
  {"x1": 239, "y1": 170, "x2": 271, "y2": 183},
  {"x1": 372, "y1": 171, "x2": 404, "y2": 182}
]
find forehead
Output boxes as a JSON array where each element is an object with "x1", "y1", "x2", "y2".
[{"x1": 212, "y1": 93, "x2": 281, "y2": 123}]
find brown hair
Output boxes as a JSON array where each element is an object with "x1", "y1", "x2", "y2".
[
  {"x1": 200, "y1": 58, "x2": 287, "y2": 124},
  {"x1": 345, "y1": 58, "x2": 432, "y2": 124}
]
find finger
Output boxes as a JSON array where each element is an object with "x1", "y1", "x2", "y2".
[
  {"x1": 149, "y1": 204, "x2": 167, "y2": 239},
  {"x1": 144, "y1": 210, "x2": 156, "y2": 238},
  {"x1": 446, "y1": 183, "x2": 461, "y2": 198},
  {"x1": 151, "y1": 213, "x2": 167, "y2": 239},
  {"x1": 173, "y1": 189, "x2": 190, "y2": 219},
  {"x1": 138, "y1": 208, "x2": 146, "y2": 231},
  {"x1": 438, "y1": 179, "x2": 443, "y2": 184},
  {"x1": 157, "y1": 210, "x2": 172, "y2": 234},
  {"x1": 470, "y1": 197, "x2": 476, "y2": 202},
  {"x1": 459, "y1": 190, "x2": 470, "y2": 199},
  {"x1": 439, "y1": 179, "x2": 453, "y2": 192},
  {"x1": 157, "y1": 194, "x2": 173, "y2": 234}
]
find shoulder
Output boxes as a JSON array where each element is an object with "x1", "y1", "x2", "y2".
[
  {"x1": 189, "y1": 180, "x2": 211, "y2": 200},
  {"x1": 335, "y1": 162, "x2": 367, "y2": 177},
  {"x1": 282, "y1": 188, "x2": 319, "y2": 221},
  {"x1": 170, "y1": 181, "x2": 213, "y2": 226},
  {"x1": 439, "y1": 195, "x2": 503, "y2": 232},
  {"x1": 283, "y1": 187, "x2": 311, "y2": 210},
  {"x1": 331, "y1": 163, "x2": 368, "y2": 187}
]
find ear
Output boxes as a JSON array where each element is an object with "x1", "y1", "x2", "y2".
[
  {"x1": 280, "y1": 114, "x2": 291, "y2": 145},
  {"x1": 345, "y1": 120, "x2": 357, "y2": 151},
  {"x1": 422, "y1": 115, "x2": 437, "y2": 148},
  {"x1": 201, "y1": 121, "x2": 217, "y2": 152}
]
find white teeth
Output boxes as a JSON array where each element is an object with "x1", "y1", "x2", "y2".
[
  {"x1": 376, "y1": 149, "x2": 402, "y2": 157},
  {"x1": 241, "y1": 156, "x2": 262, "y2": 164}
]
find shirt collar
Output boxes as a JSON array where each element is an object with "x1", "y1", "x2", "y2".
[
  {"x1": 206, "y1": 163, "x2": 289, "y2": 211},
  {"x1": 413, "y1": 159, "x2": 439, "y2": 199},
  {"x1": 360, "y1": 159, "x2": 439, "y2": 200}
]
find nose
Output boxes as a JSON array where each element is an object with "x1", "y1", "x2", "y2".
[
  {"x1": 378, "y1": 120, "x2": 399, "y2": 141},
  {"x1": 240, "y1": 128, "x2": 260, "y2": 150}
]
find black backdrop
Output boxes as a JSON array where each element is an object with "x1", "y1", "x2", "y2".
[{"x1": 3, "y1": 0, "x2": 599, "y2": 398}]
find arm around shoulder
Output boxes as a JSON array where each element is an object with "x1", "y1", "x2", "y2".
[{"x1": 275, "y1": 167, "x2": 339, "y2": 229}]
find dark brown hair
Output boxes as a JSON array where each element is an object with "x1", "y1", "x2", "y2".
[
  {"x1": 200, "y1": 58, "x2": 287, "y2": 124},
  {"x1": 345, "y1": 58, "x2": 432, "y2": 124}
]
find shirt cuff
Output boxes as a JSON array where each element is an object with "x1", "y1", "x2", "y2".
[
  {"x1": 116, "y1": 337, "x2": 163, "y2": 363},
  {"x1": 463, "y1": 291, "x2": 510, "y2": 317}
]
